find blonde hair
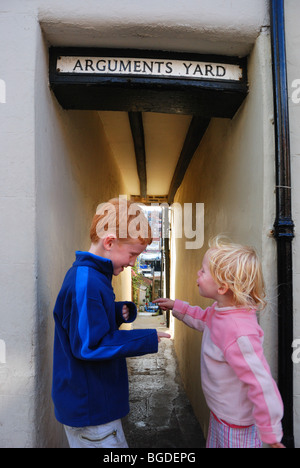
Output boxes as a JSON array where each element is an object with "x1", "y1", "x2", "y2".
[
  {"x1": 90, "y1": 198, "x2": 152, "y2": 246},
  {"x1": 208, "y1": 235, "x2": 266, "y2": 310}
]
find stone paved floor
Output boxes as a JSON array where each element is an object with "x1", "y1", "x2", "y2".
[{"x1": 122, "y1": 313, "x2": 205, "y2": 449}]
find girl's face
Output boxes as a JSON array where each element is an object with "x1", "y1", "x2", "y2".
[{"x1": 197, "y1": 250, "x2": 219, "y2": 300}]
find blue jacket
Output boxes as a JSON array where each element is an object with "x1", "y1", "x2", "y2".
[{"x1": 52, "y1": 251, "x2": 158, "y2": 427}]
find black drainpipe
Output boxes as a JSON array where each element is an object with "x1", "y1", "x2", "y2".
[{"x1": 270, "y1": 0, "x2": 294, "y2": 448}]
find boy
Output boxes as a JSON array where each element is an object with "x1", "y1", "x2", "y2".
[{"x1": 52, "y1": 198, "x2": 170, "y2": 448}]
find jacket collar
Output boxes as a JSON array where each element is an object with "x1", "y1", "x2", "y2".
[{"x1": 73, "y1": 251, "x2": 113, "y2": 279}]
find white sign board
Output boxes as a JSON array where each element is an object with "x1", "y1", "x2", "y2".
[{"x1": 57, "y1": 56, "x2": 243, "y2": 82}]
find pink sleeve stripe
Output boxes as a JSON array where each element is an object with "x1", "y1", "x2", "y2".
[{"x1": 235, "y1": 336, "x2": 283, "y2": 443}]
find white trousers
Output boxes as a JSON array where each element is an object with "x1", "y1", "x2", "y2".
[{"x1": 64, "y1": 419, "x2": 128, "y2": 448}]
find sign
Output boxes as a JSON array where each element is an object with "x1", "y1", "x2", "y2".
[
  {"x1": 56, "y1": 56, "x2": 243, "y2": 82},
  {"x1": 50, "y1": 48, "x2": 247, "y2": 116}
]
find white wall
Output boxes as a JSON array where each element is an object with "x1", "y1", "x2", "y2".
[
  {"x1": 39, "y1": 0, "x2": 268, "y2": 56},
  {"x1": 0, "y1": 10, "x2": 38, "y2": 448}
]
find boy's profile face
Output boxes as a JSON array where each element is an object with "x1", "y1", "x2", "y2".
[{"x1": 109, "y1": 239, "x2": 146, "y2": 275}]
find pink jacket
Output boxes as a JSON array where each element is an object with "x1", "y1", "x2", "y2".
[{"x1": 173, "y1": 299, "x2": 284, "y2": 444}]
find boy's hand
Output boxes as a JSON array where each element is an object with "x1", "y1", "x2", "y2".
[
  {"x1": 270, "y1": 442, "x2": 285, "y2": 448},
  {"x1": 122, "y1": 305, "x2": 130, "y2": 321},
  {"x1": 153, "y1": 298, "x2": 175, "y2": 311},
  {"x1": 157, "y1": 331, "x2": 171, "y2": 342}
]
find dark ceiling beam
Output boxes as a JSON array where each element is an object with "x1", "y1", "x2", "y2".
[
  {"x1": 168, "y1": 117, "x2": 210, "y2": 204},
  {"x1": 128, "y1": 111, "x2": 147, "y2": 199}
]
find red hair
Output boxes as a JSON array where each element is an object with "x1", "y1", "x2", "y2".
[{"x1": 90, "y1": 198, "x2": 152, "y2": 246}]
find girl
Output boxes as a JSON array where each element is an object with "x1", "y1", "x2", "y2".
[{"x1": 155, "y1": 236, "x2": 285, "y2": 448}]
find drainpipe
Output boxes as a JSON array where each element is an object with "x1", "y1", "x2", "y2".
[{"x1": 270, "y1": 0, "x2": 295, "y2": 448}]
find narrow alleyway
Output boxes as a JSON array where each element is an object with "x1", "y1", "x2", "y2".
[{"x1": 122, "y1": 313, "x2": 205, "y2": 448}]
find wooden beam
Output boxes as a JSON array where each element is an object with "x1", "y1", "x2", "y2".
[
  {"x1": 168, "y1": 117, "x2": 210, "y2": 203},
  {"x1": 128, "y1": 112, "x2": 147, "y2": 199}
]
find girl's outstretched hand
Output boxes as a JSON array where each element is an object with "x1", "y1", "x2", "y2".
[{"x1": 153, "y1": 298, "x2": 175, "y2": 311}]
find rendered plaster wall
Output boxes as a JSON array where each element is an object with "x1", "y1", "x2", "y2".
[
  {"x1": 38, "y1": 0, "x2": 269, "y2": 56},
  {"x1": 285, "y1": 0, "x2": 300, "y2": 448},
  {"x1": 0, "y1": 10, "x2": 39, "y2": 449},
  {"x1": 170, "y1": 30, "x2": 277, "y2": 438}
]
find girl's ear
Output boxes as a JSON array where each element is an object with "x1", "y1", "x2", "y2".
[
  {"x1": 218, "y1": 283, "x2": 229, "y2": 296},
  {"x1": 102, "y1": 234, "x2": 117, "y2": 251}
]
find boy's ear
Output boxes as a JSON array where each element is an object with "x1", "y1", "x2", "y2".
[
  {"x1": 102, "y1": 234, "x2": 117, "y2": 251},
  {"x1": 218, "y1": 283, "x2": 229, "y2": 295}
]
